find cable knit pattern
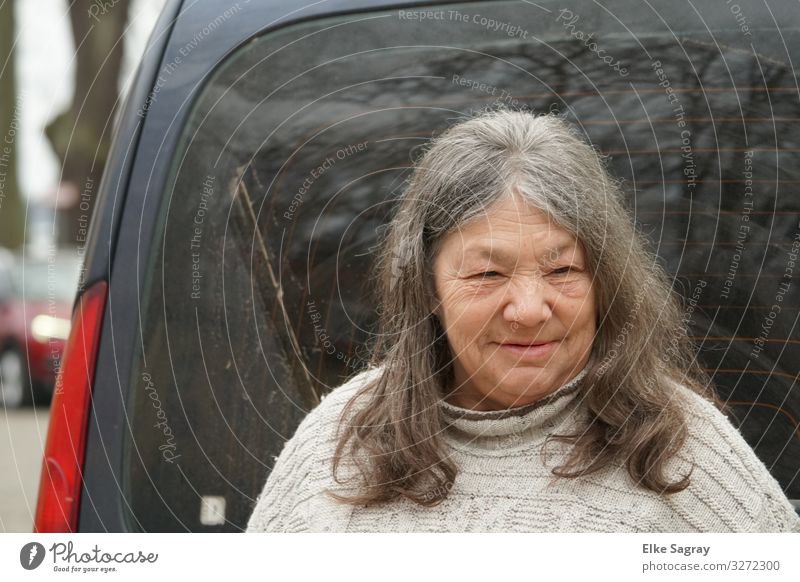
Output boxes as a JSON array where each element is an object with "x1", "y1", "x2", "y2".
[{"x1": 246, "y1": 364, "x2": 800, "y2": 533}]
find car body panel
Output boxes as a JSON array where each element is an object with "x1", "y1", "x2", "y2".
[{"x1": 76, "y1": 0, "x2": 800, "y2": 530}]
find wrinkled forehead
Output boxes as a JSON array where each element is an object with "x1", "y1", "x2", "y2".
[
  {"x1": 461, "y1": 187, "x2": 575, "y2": 234},
  {"x1": 441, "y1": 204, "x2": 581, "y2": 257},
  {"x1": 460, "y1": 240, "x2": 580, "y2": 264},
  {"x1": 424, "y1": 186, "x2": 588, "y2": 264}
]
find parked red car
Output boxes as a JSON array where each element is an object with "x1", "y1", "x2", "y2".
[{"x1": 0, "y1": 248, "x2": 81, "y2": 408}]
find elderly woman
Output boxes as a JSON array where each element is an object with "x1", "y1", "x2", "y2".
[{"x1": 247, "y1": 109, "x2": 800, "y2": 533}]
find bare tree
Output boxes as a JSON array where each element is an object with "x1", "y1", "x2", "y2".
[
  {"x1": 0, "y1": 0, "x2": 24, "y2": 249},
  {"x1": 45, "y1": 0, "x2": 130, "y2": 246}
]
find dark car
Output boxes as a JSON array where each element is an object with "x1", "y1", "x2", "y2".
[
  {"x1": 0, "y1": 249, "x2": 80, "y2": 408},
  {"x1": 35, "y1": 0, "x2": 800, "y2": 532}
]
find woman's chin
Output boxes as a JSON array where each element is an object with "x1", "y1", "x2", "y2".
[{"x1": 491, "y1": 369, "x2": 557, "y2": 394}]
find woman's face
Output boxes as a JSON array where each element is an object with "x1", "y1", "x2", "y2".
[{"x1": 432, "y1": 192, "x2": 597, "y2": 411}]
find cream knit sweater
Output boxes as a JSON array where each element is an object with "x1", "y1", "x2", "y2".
[{"x1": 246, "y1": 364, "x2": 800, "y2": 533}]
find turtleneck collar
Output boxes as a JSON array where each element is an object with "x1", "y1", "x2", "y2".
[{"x1": 438, "y1": 365, "x2": 590, "y2": 445}]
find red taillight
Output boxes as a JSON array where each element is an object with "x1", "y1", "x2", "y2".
[{"x1": 34, "y1": 280, "x2": 107, "y2": 532}]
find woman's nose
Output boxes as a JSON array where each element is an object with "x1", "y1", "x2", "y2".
[{"x1": 502, "y1": 278, "x2": 553, "y2": 326}]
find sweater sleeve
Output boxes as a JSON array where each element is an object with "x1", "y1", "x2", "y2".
[
  {"x1": 675, "y1": 385, "x2": 800, "y2": 533},
  {"x1": 245, "y1": 406, "x2": 323, "y2": 533}
]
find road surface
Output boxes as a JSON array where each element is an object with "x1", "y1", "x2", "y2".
[{"x1": 0, "y1": 407, "x2": 49, "y2": 532}]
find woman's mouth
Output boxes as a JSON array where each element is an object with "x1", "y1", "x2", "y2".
[{"x1": 494, "y1": 341, "x2": 558, "y2": 360}]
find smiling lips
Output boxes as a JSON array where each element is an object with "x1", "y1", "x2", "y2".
[{"x1": 494, "y1": 340, "x2": 559, "y2": 359}]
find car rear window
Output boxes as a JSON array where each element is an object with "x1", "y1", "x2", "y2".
[{"x1": 122, "y1": 0, "x2": 800, "y2": 530}]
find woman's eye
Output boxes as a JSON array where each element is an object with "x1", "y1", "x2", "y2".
[
  {"x1": 550, "y1": 266, "x2": 572, "y2": 275},
  {"x1": 472, "y1": 271, "x2": 501, "y2": 278}
]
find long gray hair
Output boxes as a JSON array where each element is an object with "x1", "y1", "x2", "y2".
[{"x1": 328, "y1": 108, "x2": 718, "y2": 507}]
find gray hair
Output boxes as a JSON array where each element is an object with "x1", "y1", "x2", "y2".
[{"x1": 328, "y1": 108, "x2": 718, "y2": 508}]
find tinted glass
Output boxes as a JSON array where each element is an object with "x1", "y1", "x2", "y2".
[{"x1": 124, "y1": 0, "x2": 800, "y2": 530}]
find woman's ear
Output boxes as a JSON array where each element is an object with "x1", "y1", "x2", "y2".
[
  {"x1": 426, "y1": 280, "x2": 445, "y2": 321},
  {"x1": 425, "y1": 293, "x2": 441, "y2": 321},
  {"x1": 422, "y1": 257, "x2": 440, "y2": 318}
]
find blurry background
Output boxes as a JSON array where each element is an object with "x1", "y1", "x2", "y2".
[{"x1": 0, "y1": 0, "x2": 166, "y2": 532}]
